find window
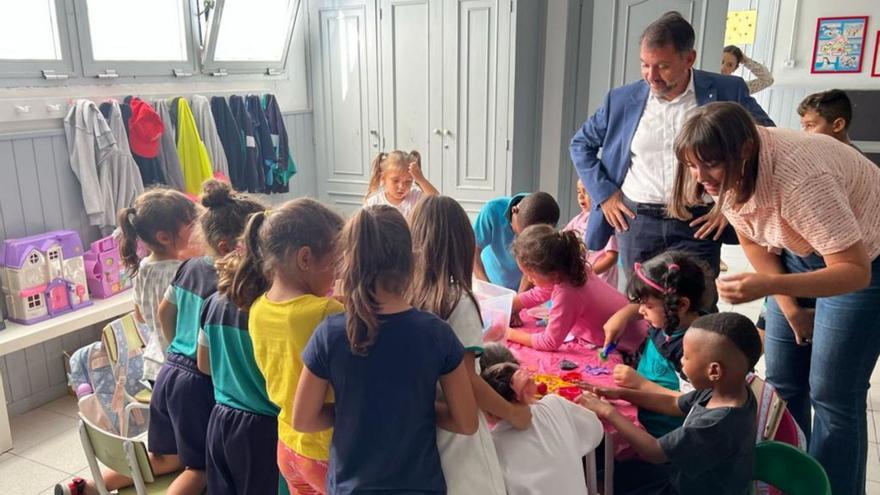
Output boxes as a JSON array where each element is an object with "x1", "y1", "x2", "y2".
[
  {"x1": 0, "y1": 0, "x2": 62, "y2": 60},
  {"x1": 48, "y1": 249, "x2": 61, "y2": 261},
  {"x1": 0, "y1": 0, "x2": 75, "y2": 79},
  {"x1": 203, "y1": 0, "x2": 299, "y2": 74},
  {"x1": 74, "y1": 0, "x2": 198, "y2": 77},
  {"x1": 29, "y1": 252, "x2": 41, "y2": 265},
  {"x1": 27, "y1": 294, "x2": 43, "y2": 309}
]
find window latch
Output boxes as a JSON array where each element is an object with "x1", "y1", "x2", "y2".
[
  {"x1": 210, "y1": 69, "x2": 229, "y2": 77},
  {"x1": 41, "y1": 70, "x2": 69, "y2": 80},
  {"x1": 266, "y1": 68, "x2": 283, "y2": 76},
  {"x1": 96, "y1": 69, "x2": 119, "y2": 79},
  {"x1": 173, "y1": 69, "x2": 193, "y2": 78}
]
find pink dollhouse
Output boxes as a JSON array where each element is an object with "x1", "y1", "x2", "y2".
[
  {"x1": 0, "y1": 230, "x2": 91, "y2": 324},
  {"x1": 83, "y1": 235, "x2": 131, "y2": 299}
]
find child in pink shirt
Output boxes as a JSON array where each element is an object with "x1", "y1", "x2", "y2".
[
  {"x1": 505, "y1": 225, "x2": 646, "y2": 354},
  {"x1": 564, "y1": 180, "x2": 619, "y2": 288}
]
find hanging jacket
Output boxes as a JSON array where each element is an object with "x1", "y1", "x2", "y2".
[
  {"x1": 262, "y1": 93, "x2": 297, "y2": 193},
  {"x1": 246, "y1": 94, "x2": 276, "y2": 191},
  {"x1": 210, "y1": 96, "x2": 250, "y2": 192},
  {"x1": 190, "y1": 95, "x2": 230, "y2": 179},
  {"x1": 229, "y1": 95, "x2": 264, "y2": 192},
  {"x1": 175, "y1": 97, "x2": 214, "y2": 195},
  {"x1": 105, "y1": 97, "x2": 166, "y2": 187},
  {"x1": 153, "y1": 99, "x2": 186, "y2": 192},
  {"x1": 64, "y1": 99, "x2": 144, "y2": 228}
]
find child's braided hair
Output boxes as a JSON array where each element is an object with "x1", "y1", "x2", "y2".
[{"x1": 627, "y1": 251, "x2": 708, "y2": 333}]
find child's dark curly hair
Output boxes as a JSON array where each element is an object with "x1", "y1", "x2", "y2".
[
  {"x1": 481, "y1": 362, "x2": 520, "y2": 402},
  {"x1": 691, "y1": 312, "x2": 763, "y2": 371},
  {"x1": 480, "y1": 342, "x2": 519, "y2": 371},
  {"x1": 512, "y1": 224, "x2": 589, "y2": 287},
  {"x1": 627, "y1": 251, "x2": 708, "y2": 333}
]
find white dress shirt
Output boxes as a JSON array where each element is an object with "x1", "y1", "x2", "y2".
[{"x1": 622, "y1": 71, "x2": 698, "y2": 205}]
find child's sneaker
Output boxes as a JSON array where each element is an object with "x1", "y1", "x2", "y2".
[{"x1": 54, "y1": 477, "x2": 86, "y2": 495}]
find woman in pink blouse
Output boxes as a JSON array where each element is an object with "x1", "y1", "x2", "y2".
[{"x1": 669, "y1": 102, "x2": 880, "y2": 495}]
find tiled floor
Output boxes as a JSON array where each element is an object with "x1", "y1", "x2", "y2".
[{"x1": 2, "y1": 245, "x2": 880, "y2": 493}]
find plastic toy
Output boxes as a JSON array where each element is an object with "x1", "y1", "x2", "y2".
[
  {"x1": 83, "y1": 235, "x2": 132, "y2": 298},
  {"x1": 0, "y1": 230, "x2": 91, "y2": 324}
]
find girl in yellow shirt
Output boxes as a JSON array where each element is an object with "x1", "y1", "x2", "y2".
[{"x1": 228, "y1": 198, "x2": 345, "y2": 494}]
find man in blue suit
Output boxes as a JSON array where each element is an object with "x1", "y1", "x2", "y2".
[{"x1": 570, "y1": 12, "x2": 773, "y2": 286}]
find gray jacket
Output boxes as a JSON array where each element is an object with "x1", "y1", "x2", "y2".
[
  {"x1": 64, "y1": 100, "x2": 144, "y2": 228},
  {"x1": 190, "y1": 95, "x2": 230, "y2": 178},
  {"x1": 153, "y1": 99, "x2": 186, "y2": 191}
]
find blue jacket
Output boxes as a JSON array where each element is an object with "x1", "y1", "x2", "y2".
[{"x1": 569, "y1": 69, "x2": 774, "y2": 250}]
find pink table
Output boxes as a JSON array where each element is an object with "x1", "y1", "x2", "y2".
[{"x1": 506, "y1": 310, "x2": 642, "y2": 457}]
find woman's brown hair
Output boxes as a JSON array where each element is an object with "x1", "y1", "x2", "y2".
[
  {"x1": 117, "y1": 188, "x2": 198, "y2": 275},
  {"x1": 512, "y1": 224, "x2": 589, "y2": 287},
  {"x1": 340, "y1": 205, "x2": 413, "y2": 356},
  {"x1": 668, "y1": 102, "x2": 761, "y2": 220},
  {"x1": 225, "y1": 198, "x2": 344, "y2": 309},
  {"x1": 364, "y1": 150, "x2": 421, "y2": 200},
  {"x1": 409, "y1": 195, "x2": 481, "y2": 322}
]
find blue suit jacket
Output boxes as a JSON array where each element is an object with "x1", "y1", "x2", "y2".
[{"x1": 569, "y1": 69, "x2": 774, "y2": 250}]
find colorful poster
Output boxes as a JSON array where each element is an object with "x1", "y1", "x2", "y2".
[
  {"x1": 811, "y1": 16, "x2": 869, "y2": 73},
  {"x1": 725, "y1": 10, "x2": 758, "y2": 45}
]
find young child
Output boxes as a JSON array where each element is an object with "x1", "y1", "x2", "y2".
[
  {"x1": 150, "y1": 180, "x2": 278, "y2": 493},
  {"x1": 481, "y1": 362, "x2": 604, "y2": 495},
  {"x1": 797, "y1": 89, "x2": 855, "y2": 146},
  {"x1": 293, "y1": 205, "x2": 478, "y2": 494},
  {"x1": 720, "y1": 45, "x2": 774, "y2": 94},
  {"x1": 57, "y1": 187, "x2": 204, "y2": 495},
  {"x1": 480, "y1": 341, "x2": 519, "y2": 370},
  {"x1": 238, "y1": 198, "x2": 345, "y2": 494},
  {"x1": 117, "y1": 188, "x2": 199, "y2": 382},
  {"x1": 580, "y1": 312, "x2": 761, "y2": 495},
  {"x1": 410, "y1": 195, "x2": 532, "y2": 494},
  {"x1": 151, "y1": 179, "x2": 267, "y2": 494},
  {"x1": 564, "y1": 180, "x2": 620, "y2": 288},
  {"x1": 364, "y1": 150, "x2": 438, "y2": 217},
  {"x1": 604, "y1": 251, "x2": 708, "y2": 437},
  {"x1": 505, "y1": 224, "x2": 646, "y2": 353},
  {"x1": 474, "y1": 191, "x2": 560, "y2": 292}
]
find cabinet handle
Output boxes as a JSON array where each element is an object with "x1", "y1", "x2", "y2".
[
  {"x1": 433, "y1": 128, "x2": 443, "y2": 135},
  {"x1": 443, "y1": 129, "x2": 453, "y2": 136},
  {"x1": 369, "y1": 129, "x2": 379, "y2": 136}
]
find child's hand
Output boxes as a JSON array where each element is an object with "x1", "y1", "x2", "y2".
[
  {"x1": 509, "y1": 312, "x2": 524, "y2": 328},
  {"x1": 576, "y1": 391, "x2": 616, "y2": 419},
  {"x1": 612, "y1": 364, "x2": 645, "y2": 389},
  {"x1": 408, "y1": 160, "x2": 425, "y2": 182}
]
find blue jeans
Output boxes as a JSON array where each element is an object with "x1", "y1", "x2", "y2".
[
  {"x1": 617, "y1": 197, "x2": 722, "y2": 295},
  {"x1": 764, "y1": 252, "x2": 880, "y2": 495}
]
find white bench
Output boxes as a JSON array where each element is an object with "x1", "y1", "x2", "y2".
[{"x1": 0, "y1": 291, "x2": 134, "y2": 453}]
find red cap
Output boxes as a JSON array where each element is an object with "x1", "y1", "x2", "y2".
[{"x1": 128, "y1": 98, "x2": 164, "y2": 158}]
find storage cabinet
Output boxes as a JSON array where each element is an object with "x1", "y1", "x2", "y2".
[{"x1": 309, "y1": 0, "x2": 527, "y2": 215}]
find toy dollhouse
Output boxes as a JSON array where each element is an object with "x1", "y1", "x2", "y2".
[
  {"x1": 83, "y1": 235, "x2": 131, "y2": 299},
  {"x1": 0, "y1": 230, "x2": 91, "y2": 324}
]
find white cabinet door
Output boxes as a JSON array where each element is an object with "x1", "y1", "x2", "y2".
[
  {"x1": 378, "y1": 0, "x2": 444, "y2": 188},
  {"x1": 441, "y1": 0, "x2": 511, "y2": 216},
  {"x1": 310, "y1": 0, "x2": 382, "y2": 212}
]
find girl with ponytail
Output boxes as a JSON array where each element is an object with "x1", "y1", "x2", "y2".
[
  {"x1": 117, "y1": 188, "x2": 199, "y2": 382},
  {"x1": 363, "y1": 150, "x2": 439, "y2": 218},
  {"x1": 505, "y1": 225, "x2": 647, "y2": 353},
  {"x1": 604, "y1": 250, "x2": 709, "y2": 437},
  {"x1": 293, "y1": 205, "x2": 478, "y2": 494},
  {"x1": 235, "y1": 198, "x2": 345, "y2": 494}
]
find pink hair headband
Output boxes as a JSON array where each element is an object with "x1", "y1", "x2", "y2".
[{"x1": 634, "y1": 262, "x2": 679, "y2": 294}]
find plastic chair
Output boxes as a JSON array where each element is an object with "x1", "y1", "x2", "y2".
[
  {"x1": 78, "y1": 412, "x2": 180, "y2": 495},
  {"x1": 101, "y1": 313, "x2": 151, "y2": 437},
  {"x1": 753, "y1": 441, "x2": 831, "y2": 495}
]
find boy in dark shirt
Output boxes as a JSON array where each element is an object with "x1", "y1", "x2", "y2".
[{"x1": 579, "y1": 312, "x2": 762, "y2": 495}]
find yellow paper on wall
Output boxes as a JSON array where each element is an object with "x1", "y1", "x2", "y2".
[{"x1": 725, "y1": 10, "x2": 758, "y2": 45}]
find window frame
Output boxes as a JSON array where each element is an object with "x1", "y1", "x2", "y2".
[
  {"x1": 72, "y1": 0, "x2": 201, "y2": 78},
  {"x1": 200, "y1": 0, "x2": 300, "y2": 76},
  {"x1": 0, "y1": 0, "x2": 80, "y2": 80}
]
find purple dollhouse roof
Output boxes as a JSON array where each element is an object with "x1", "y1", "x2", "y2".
[{"x1": 0, "y1": 230, "x2": 84, "y2": 269}]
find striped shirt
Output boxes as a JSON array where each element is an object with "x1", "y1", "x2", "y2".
[{"x1": 722, "y1": 127, "x2": 880, "y2": 260}]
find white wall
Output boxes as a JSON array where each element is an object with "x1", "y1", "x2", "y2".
[{"x1": 733, "y1": 0, "x2": 880, "y2": 89}]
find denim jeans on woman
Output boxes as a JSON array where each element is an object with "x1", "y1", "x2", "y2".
[{"x1": 764, "y1": 251, "x2": 880, "y2": 495}]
